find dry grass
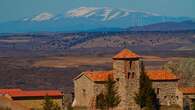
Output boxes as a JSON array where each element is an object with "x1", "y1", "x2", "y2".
[
  {"x1": 0, "y1": 96, "x2": 29, "y2": 110},
  {"x1": 33, "y1": 56, "x2": 112, "y2": 68},
  {"x1": 142, "y1": 55, "x2": 181, "y2": 62},
  {"x1": 32, "y1": 55, "x2": 181, "y2": 69}
]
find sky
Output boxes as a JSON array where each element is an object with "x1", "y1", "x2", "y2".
[{"x1": 0, "y1": 0, "x2": 195, "y2": 22}]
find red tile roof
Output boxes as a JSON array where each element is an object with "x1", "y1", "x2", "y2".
[
  {"x1": 84, "y1": 71, "x2": 113, "y2": 82},
  {"x1": 0, "y1": 89, "x2": 22, "y2": 94},
  {"x1": 0, "y1": 89, "x2": 63, "y2": 98},
  {"x1": 146, "y1": 70, "x2": 179, "y2": 81},
  {"x1": 113, "y1": 49, "x2": 141, "y2": 59},
  {"x1": 180, "y1": 87, "x2": 195, "y2": 94}
]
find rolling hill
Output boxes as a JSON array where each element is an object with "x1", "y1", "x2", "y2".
[{"x1": 130, "y1": 20, "x2": 195, "y2": 31}]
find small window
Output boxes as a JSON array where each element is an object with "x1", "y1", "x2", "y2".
[
  {"x1": 116, "y1": 78, "x2": 119, "y2": 81},
  {"x1": 129, "y1": 61, "x2": 132, "y2": 68},
  {"x1": 176, "y1": 96, "x2": 179, "y2": 99},
  {"x1": 82, "y1": 89, "x2": 86, "y2": 96},
  {"x1": 164, "y1": 96, "x2": 167, "y2": 99},
  {"x1": 157, "y1": 88, "x2": 160, "y2": 94},
  {"x1": 131, "y1": 72, "x2": 135, "y2": 79},
  {"x1": 128, "y1": 72, "x2": 130, "y2": 79}
]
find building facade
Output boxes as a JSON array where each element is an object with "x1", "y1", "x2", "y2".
[
  {"x1": 73, "y1": 49, "x2": 195, "y2": 110},
  {"x1": 0, "y1": 89, "x2": 63, "y2": 110},
  {"x1": 181, "y1": 88, "x2": 195, "y2": 110},
  {"x1": 147, "y1": 70, "x2": 183, "y2": 108}
]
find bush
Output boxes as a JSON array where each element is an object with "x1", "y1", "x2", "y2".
[
  {"x1": 42, "y1": 96, "x2": 61, "y2": 110},
  {"x1": 135, "y1": 61, "x2": 159, "y2": 110},
  {"x1": 192, "y1": 102, "x2": 195, "y2": 110},
  {"x1": 96, "y1": 76, "x2": 121, "y2": 110},
  {"x1": 163, "y1": 58, "x2": 195, "y2": 86}
]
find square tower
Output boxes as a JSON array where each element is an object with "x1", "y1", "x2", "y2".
[{"x1": 112, "y1": 49, "x2": 142, "y2": 110}]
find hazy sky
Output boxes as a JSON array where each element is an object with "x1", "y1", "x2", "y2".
[{"x1": 0, "y1": 0, "x2": 194, "y2": 22}]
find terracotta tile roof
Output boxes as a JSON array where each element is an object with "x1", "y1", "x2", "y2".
[
  {"x1": 146, "y1": 70, "x2": 179, "y2": 81},
  {"x1": 0, "y1": 89, "x2": 63, "y2": 98},
  {"x1": 84, "y1": 71, "x2": 113, "y2": 82},
  {"x1": 180, "y1": 87, "x2": 195, "y2": 94},
  {"x1": 113, "y1": 49, "x2": 141, "y2": 59},
  {"x1": 0, "y1": 89, "x2": 22, "y2": 94}
]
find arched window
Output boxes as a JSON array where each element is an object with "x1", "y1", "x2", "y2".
[
  {"x1": 157, "y1": 88, "x2": 160, "y2": 94},
  {"x1": 82, "y1": 89, "x2": 86, "y2": 96},
  {"x1": 131, "y1": 72, "x2": 135, "y2": 79},
  {"x1": 129, "y1": 61, "x2": 132, "y2": 69},
  {"x1": 128, "y1": 72, "x2": 130, "y2": 79}
]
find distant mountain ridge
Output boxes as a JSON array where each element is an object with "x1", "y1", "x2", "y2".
[
  {"x1": 0, "y1": 7, "x2": 194, "y2": 33},
  {"x1": 130, "y1": 20, "x2": 195, "y2": 31}
]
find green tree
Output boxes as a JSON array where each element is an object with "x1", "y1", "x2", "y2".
[
  {"x1": 42, "y1": 96, "x2": 61, "y2": 110},
  {"x1": 135, "y1": 61, "x2": 159, "y2": 110},
  {"x1": 96, "y1": 76, "x2": 121, "y2": 110},
  {"x1": 163, "y1": 58, "x2": 195, "y2": 87},
  {"x1": 192, "y1": 102, "x2": 195, "y2": 110},
  {"x1": 67, "y1": 103, "x2": 73, "y2": 110},
  {"x1": 105, "y1": 76, "x2": 121, "y2": 110},
  {"x1": 96, "y1": 93, "x2": 106, "y2": 110}
]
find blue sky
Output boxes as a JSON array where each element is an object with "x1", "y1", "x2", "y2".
[{"x1": 0, "y1": 0, "x2": 194, "y2": 22}]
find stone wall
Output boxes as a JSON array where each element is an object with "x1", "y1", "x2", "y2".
[
  {"x1": 183, "y1": 94, "x2": 195, "y2": 110},
  {"x1": 14, "y1": 98, "x2": 62, "y2": 109},
  {"x1": 152, "y1": 80, "x2": 182, "y2": 107},
  {"x1": 73, "y1": 75, "x2": 95, "y2": 108},
  {"x1": 94, "y1": 82, "x2": 106, "y2": 95},
  {"x1": 113, "y1": 59, "x2": 141, "y2": 110},
  {"x1": 176, "y1": 88, "x2": 184, "y2": 108}
]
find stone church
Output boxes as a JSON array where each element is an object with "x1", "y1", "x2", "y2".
[{"x1": 72, "y1": 49, "x2": 195, "y2": 110}]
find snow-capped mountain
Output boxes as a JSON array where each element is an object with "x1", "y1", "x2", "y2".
[
  {"x1": 0, "y1": 7, "x2": 194, "y2": 33},
  {"x1": 66, "y1": 7, "x2": 160, "y2": 21},
  {"x1": 24, "y1": 12, "x2": 55, "y2": 22}
]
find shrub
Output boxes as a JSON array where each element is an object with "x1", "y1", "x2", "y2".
[
  {"x1": 135, "y1": 61, "x2": 159, "y2": 110},
  {"x1": 42, "y1": 96, "x2": 61, "y2": 110}
]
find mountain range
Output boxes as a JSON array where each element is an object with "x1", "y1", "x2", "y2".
[{"x1": 0, "y1": 7, "x2": 195, "y2": 33}]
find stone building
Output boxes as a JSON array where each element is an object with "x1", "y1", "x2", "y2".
[
  {"x1": 73, "y1": 71, "x2": 112, "y2": 109},
  {"x1": 72, "y1": 49, "x2": 193, "y2": 110},
  {"x1": 181, "y1": 87, "x2": 195, "y2": 110},
  {"x1": 73, "y1": 49, "x2": 141, "y2": 110},
  {"x1": 0, "y1": 89, "x2": 63, "y2": 110},
  {"x1": 147, "y1": 70, "x2": 183, "y2": 108}
]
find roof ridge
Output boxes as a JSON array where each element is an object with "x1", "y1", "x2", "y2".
[
  {"x1": 83, "y1": 70, "x2": 113, "y2": 82},
  {"x1": 113, "y1": 48, "x2": 140, "y2": 59}
]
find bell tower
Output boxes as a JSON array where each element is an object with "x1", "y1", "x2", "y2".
[{"x1": 113, "y1": 49, "x2": 142, "y2": 110}]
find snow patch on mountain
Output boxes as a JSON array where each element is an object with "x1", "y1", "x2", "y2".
[
  {"x1": 85, "y1": 11, "x2": 96, "y2": 17},
  {"x1": 122, "y1": 11, "x2": 129, "y2": 17},
  {"x1": 107, "y1": 12, "x2": 121, "y2": 21},
  {"x1": 23, "y1": 18, "x2": 29, "y2": 21},
  {"x1": 67, "y1": 7, "x2": 98, "y2": 17},
  {"x1": 66, "y1": 7, "x2": 161, "y2": 21},
  {"x1": 101, "y1": 8, "x2": 112, "y2": 21},
  {"x1": 31, "y1": 12, "x2": 54, "y2": 22}
]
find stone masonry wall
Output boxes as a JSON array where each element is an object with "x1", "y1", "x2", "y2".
[
  {"x1": 126, "y1": 60, "x2": 141, "y2": 110},
  {"x1": 152, "y1": 81, "x2": 182, "y2": 107},
  {"x1": 113, "y1": 59, "x2": 141, "y2": 110},
  {"x1": 183, "y1": 94, "x2": 195, "y2": 110},
  {"x1": 73, "y1": 75, "x2": 95, "y2": 108}
]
